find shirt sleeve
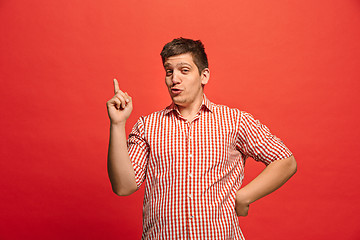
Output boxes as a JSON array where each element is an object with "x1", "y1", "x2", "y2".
[
  {"x1": 127, "y1": 117, "x2": 150, "y2": 189},
  {"x1": 236, "y1": 111, "x2": 292, "y2": 165}
]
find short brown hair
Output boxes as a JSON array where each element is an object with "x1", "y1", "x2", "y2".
[{"x1": 160, "y1": 38, "x2": 208, "y2": 74}]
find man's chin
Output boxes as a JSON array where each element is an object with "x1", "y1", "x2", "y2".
[
  {"x1": 171, "y1": 96, "x2": 186, "y2": 105},
  {"x1": 171, "y1": 95, "x2": 182, "y2": 101}
]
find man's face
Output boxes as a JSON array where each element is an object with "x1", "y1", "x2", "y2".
[{"x1": 164, "y1": 53, "x2": 209, "y2": 108}]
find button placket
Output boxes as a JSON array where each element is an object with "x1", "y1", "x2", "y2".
[{"x1": 187, "y1": 122, "x2": 194, "y2": 224}]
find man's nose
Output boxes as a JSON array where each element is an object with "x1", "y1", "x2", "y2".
[{"x1": 172, "y1": 72, "x2": 181, "y2": 84}]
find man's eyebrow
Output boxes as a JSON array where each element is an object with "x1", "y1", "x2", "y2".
[
  {"x1": 164, "y1": 62, "x2": 192, "y2": 68},
  {"x1": 177, "y1": 62, "x2": 192, "y2": 67}
]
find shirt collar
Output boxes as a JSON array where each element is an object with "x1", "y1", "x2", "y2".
[{"x1": 164, "y1": 94, "x2": 214, "y2": 115}]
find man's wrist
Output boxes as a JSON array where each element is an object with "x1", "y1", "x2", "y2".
[{"x1": 110, "y1": 121, "x2": 127, "y2": 128}]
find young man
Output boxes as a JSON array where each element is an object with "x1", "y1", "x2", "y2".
[{"x1": 106, "y1": 38, "x2": 297, "y2": 239}]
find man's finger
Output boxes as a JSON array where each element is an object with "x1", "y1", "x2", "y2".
[{"x1": 113, "y1": 78, "x2": 120, "y2": 94}]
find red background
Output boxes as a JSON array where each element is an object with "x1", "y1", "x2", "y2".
[{"x1": 1, "y1": 0, "x2": 360, "y2": 239}]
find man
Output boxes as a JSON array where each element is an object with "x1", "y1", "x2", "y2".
[{"x1": 106, "y1": 38, "x2": 297, "y2": 239}]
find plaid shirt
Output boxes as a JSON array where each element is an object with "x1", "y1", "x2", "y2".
[{"x1": 128, "y1": 95, "x2": 292, "y2": 240}]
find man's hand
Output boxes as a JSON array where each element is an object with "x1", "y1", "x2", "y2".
[
  {"x1": 235, "y1": 191, "x2": 250, "y2": 217},
  {"x1": 106, "y1": 79, "x2": 133, "y2": 124}
]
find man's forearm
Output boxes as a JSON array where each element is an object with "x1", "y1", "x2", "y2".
[
  {"x1": 235, "y1": 155, "x2": 297, "y2": 216},
  {"x1": 107, "y1": 123, "x2": 137, "y2": 196}
]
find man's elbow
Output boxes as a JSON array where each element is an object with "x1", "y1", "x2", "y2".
[
  {"x1": 112, "y1": 184, "x2": 137, "y2": 196},
  {"x1": 287, "y1": 155, "x2": 297, "y2": 176}
]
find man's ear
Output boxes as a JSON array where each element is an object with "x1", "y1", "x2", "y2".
[{"x1": 201, "y1": 68, "x2": 210, "y2": 86}]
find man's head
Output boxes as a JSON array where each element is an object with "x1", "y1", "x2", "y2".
[
  {"x1": 161, "y1": 38, "x2": 210, "y2": 110},
  {"x1": 160, "y1": 38, "x2": 208, "y2": 75}
]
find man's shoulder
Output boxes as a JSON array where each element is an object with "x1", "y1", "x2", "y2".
[
  {"x1": 139, "y1": 106, "x2": 172, "y2": 121},
  {"x1": 210, "y1": 101, "x2": 243, "y2": 116},
  {"x1": 208, "y1": 101, "x2": 260, "y2": 125}
]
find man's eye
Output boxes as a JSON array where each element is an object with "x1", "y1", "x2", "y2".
[
  {"x1": 182, "y1": 69, "x2": 189, "y2": 73},
  {"x1": 166, "y1": 70, "x2": 173, "y2": 76}
]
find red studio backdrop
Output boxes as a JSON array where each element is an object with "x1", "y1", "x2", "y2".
[{"x1": 1, "y1": 1, "x2": 359, "y2": 239}]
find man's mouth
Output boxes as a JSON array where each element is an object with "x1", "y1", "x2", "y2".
[{"x1": 171, "y1": 88, "x2": 182, "y2": 94}]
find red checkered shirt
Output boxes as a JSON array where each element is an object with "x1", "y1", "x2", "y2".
[{"x1": 127, "y1": 95, "x2": 292, "y2": 240}]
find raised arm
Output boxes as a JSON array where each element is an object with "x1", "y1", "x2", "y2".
[
  {"x1": 106, "y1": 79, "x2": 137, "y2": 196},
  {"x1": 235, "y1": 155, "x2": 297, "y2": 216}
]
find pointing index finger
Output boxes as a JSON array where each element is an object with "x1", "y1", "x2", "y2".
[{"x1": 113, "y1": 78, "x2": 120, "y2": 94}]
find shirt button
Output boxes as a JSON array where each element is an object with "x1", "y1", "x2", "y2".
[
  {"x1": 188, "y1": 173, "x2": 193, "y2": 177},
  {"x1": 188, "y1": 194, "x2": 192, "y2": 199},
  {"x1": 189, "y1": 154, "x2": 193, "y2": 158},
  {"x1": 190, "y1": 215, "x2": 194, "y2": 219}
]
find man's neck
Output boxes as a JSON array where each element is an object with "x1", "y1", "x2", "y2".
[{"x1": 176, "y1": 96, "x2": 203, "y2": 122}]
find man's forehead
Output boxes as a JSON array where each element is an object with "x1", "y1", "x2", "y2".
[{"x1": 164, "y1": 53, "x2": 195, "y2": 66}]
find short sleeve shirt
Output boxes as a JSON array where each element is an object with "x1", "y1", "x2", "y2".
[{"x1": 127, "y1": 95, "x2": 292, "y2": 240}]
